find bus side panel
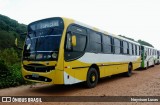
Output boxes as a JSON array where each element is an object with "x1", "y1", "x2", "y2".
[
  {"x1": 116, "y1": 63, "x2": 128, "y2": 74},
  {"x1": 133, "y1": 62, "x2": 140, "y2": 70},
  {"x1": 100, "y1": 66, "x2": 105, "y2": 78},
  {"x1": 74, "y1": 68, "x2": 88, "y2": 82},
  {"x1": 103, "y1": 65, "x2": 113, "y2": 77},
  {"x1": 104, "y1": 63, "x2": 128, "y2": 76},
  {"x1": 63, "y1": 60, "x2": 89, "y2": 84}
]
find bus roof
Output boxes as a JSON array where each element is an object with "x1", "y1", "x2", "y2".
[
  {"x1": 28, "y1": 17, "x2": 140, "y2": 45},
  {"x1": 62, "y1": 17, "x2": 140, "y2": 45}
]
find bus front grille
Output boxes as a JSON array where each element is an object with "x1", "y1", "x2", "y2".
[{"x1": 23, "y1": 65, "x2": 55, "y2": 72}]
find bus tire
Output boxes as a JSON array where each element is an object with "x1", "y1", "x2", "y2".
[
  {"x1": 125, "y1": 64, "x2": 132, "y2": 77},
  {"x1": 85, "y1": 67, "x2": 98, "y2": 88}
]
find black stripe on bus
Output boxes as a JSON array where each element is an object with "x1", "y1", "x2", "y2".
[
  {"x1": 72, "y1": 66, "x2": 90, "y2": 69},
  {"x1": 72, "y1": 63, "x2": 128, "y2": 69}
]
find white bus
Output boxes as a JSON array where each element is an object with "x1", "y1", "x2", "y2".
[
  {"x1": 156, "y1": 50, "x2": 160, "y2": 65},
  {"x1": 141, "y1": 45, "x2": 157, "y2": 69}
]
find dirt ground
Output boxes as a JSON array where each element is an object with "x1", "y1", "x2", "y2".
[{"x1": 0, "y1": 65, "x2": 160, "y2": 105}]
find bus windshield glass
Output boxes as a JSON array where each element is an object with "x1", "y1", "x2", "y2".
[{"x1": 23, "y1": 18, "x2": 64, "y2": 61}]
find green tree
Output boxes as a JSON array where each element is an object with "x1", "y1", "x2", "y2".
[
  {"x1": 0, "y1": 14, "x2": 28, "y2": 88},
  {"x1": 0, "y1": 59, "x2": 10, "y2": 78},
  {"x1": 0, "y1": 49, "x2": 27, "y2": 88},
  {"x1": 0, "y1": 48, "x2": 19, "y2": 66}
]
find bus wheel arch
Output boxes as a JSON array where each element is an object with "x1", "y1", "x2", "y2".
[
  {"x1": 85, "y1": 64, "x2": 99, "y2": 88},
  {"x1": 89, "y1": 64, "x2": 100, "y2": 78}
]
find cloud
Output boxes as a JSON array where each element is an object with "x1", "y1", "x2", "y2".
[{"x1": 0, "y1": 0, "x2": 10, "y2": 10}]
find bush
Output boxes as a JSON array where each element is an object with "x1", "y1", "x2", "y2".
[
  {"x1": 0, "y1": 49, "x2": 28, "y2": 89},
  {"x1": 0, "y1": 48, "x2": 19, "y2": 66},
  {"x1": 0, "y1": 63, "x2": 27, "y2": 89},
  {"x1": 0, "y1": 59, "x2": 11, "y2": 78},
  {"x1": 0, "y1": 14, "x2": 28, "y2": 88}
]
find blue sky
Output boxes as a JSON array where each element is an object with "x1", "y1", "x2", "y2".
[{"x1": 0, "y1": 0, "x2": 160, "y2": 49}]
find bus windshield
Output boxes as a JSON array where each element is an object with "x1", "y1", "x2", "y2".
[{"x1": 23, "y1": 18, "x2": 64, "y2": 61}]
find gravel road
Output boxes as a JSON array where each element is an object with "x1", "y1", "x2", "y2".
[{"x1": 1, "y1": 65, "x2": 160, "y2": 105}]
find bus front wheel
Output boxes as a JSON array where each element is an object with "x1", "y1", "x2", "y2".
[{"x1": 85, "y1": 67, "x2": 98, "y2": 88}]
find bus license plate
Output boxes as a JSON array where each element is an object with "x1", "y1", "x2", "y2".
[{"x1": 32, "y1": 74, "x2": 39, "y2": 78}]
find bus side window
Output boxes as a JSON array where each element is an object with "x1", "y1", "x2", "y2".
[
  {"x1": 123, "y1": 41, "x2": 128, "y2": 54},
  {"x1": 132, "y1": 44, "x2": 135, "y2": 55},
  {"x1": 135, "y1": 45, "x2": 137, "y2": 55},
  {"x1": 136, "y1": 45, "x2": 139, "y2": 55},
  {"x1": 89, "y1": 31, "x2": 102, "y2": 53},
  {"x1": 102, "y1": 35, "x2": 112, "y2": 53},
  {"x1": 129, "y1": 43, "x2": 132, "y2": 55},
  {"x1": 70, "y1": 25, "x2": 87, "y2": 52},
  {"x1": 139, "y1": 46, "x2": 141, "y2": 56},
  {"x1": 155, "y1": 50, "x2": 156, "y2": 55},
  {"x1": 65, "y1": 25, "x2": 87, "y2": 61},
  {"x1": 152, "y1": 49, "x2": 153, "y2": 55},
  {"x1": 72, "y1": 33, "x2": 87, "y2": 52},
  {"x1": 114, "y1": 38, "x2": 121, "y2": 54},
  {"x1": 66, "y1": 33, "x2": 72, "y2": 50}
]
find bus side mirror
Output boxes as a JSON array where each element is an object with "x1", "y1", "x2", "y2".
[
  {"x1": 15, "y1": 38, "x2": 23, "y2": 50},
  {"x1": 71, "y1": 35, "x2": 76, "y2": 46}
]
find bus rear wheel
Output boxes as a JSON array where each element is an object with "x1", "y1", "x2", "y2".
[
  {"x1": 125, "y1": 64, "x2": 132, "y2": 77},
  {"x1": 85, "y1": 67, "x2": 98, "y2": 88}
]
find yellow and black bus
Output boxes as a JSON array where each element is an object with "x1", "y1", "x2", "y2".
[{"x1": 22, "y1": 17, "x2": 141, "y2": 88}]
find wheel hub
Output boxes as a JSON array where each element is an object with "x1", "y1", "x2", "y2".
[{"x1": 92, "y1": 75, "x2": 96, "y2": 82}]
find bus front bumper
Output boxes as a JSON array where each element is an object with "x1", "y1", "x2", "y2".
[{"x1": 22, "y1": 68, "x2": 64, "y2": 84}]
